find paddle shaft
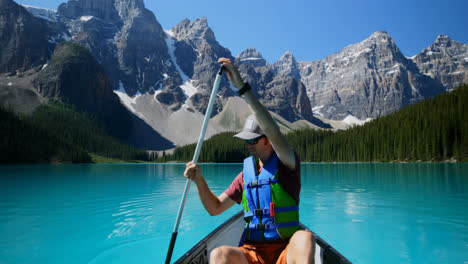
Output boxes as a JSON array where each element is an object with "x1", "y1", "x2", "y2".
[{"x1": 165, "y1": 66, "x2": 224, "y2": 264}]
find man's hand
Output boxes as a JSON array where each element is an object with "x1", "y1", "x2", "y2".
[
  {"x1": 218, "y1": 58, "x2": 245, "y2": 89},
  {"x1": 184, "y1": 161, "x2": 236, "y2": 216},
  {"x1": 184, "y1": 162, "x2": 201, "y2": 182}
]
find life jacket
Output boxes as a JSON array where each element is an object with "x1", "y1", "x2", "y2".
[{"x1": 240, "y1": 152, "x2": 300, "y2": 243}]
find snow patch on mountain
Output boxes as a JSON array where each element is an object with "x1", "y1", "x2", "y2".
[
  {"x1": 164, "y1": 30, "x2": 187, "y2": 81},
  {"x1": 80, "y1": 16, "x2": 94, "y2": 22},
  {"x1": 21, "y1": 5, "x2": 57, "y2": 22},
  {"x1": 342, "y1": 115, "x2": 372, "y2": 126},
  {"x1": 312, "y1": 105, "x2": 324, "y2": 116},
  {"x1": 113, "y1": 81, "x2": 146, "y2": 120},
  {"x1": 164, "y1": 30, "x2": 197, "y2": 99},
  {"x1": 114, "y1": 89, "x2": 136, "y2": 111},
  {"x1": 241, "y1": 57, "x2": 263, "y2": 61},
  {"x1": 180, "y1": 80, "x2": 198, "y2": 97}
]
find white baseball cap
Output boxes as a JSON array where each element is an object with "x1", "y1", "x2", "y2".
[{"x1": 233, "y1": 114, "x2": 265, "y2": 140}]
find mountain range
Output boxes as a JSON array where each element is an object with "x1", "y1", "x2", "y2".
[{"x1": 0, "y1": 0, "x2": 467, "y2": 150}]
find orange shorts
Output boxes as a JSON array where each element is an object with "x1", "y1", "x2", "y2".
[{"x1": 239, "y1": 242, "x2": 289, "y2": 264}]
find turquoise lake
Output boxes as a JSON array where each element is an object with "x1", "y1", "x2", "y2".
[{"x1": 1, "y1": 163, "x2": 467, "y2": 263}]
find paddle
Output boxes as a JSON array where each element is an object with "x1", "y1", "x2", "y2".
[{"x1": 165, "y1": 65, "x2": 224, "y2": 264}]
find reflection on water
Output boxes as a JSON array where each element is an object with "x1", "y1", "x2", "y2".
[
  {"x1": 0, "y1": 163, "x2": 467, "y2": 264},
  {"x1": 300, "y1": 163, "x2": 468, "y2": 264}
]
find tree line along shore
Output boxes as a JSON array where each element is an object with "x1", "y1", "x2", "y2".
[
  {"x1": 1, "y1": 84, "x2": 467, "y2": 164},
  {"x1": 159, "y1": 84, "x2": 468, "y2": 163}
]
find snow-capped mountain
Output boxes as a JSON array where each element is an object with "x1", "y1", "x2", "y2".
[
  {"x1": 1, "y1": 0, "x2": 467, "y2": 150},
  {"x1": 165, "y1": 17, "x2": 234, "y2": 115},
  {"x1": 57, "y1": 0, "x2": 175, "y2": 98},
  {"x1": 1, "y1": 0, "x2": 320, "y2": 148}
]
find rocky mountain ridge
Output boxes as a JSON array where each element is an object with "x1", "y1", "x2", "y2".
[
  {"x1": 1, "y1": 0, "x2": 467, "y2": 150},
  {"x1": 1, "y1": 0, "x2": 327, "y2": 147},
  {"x1": 272, "y1": 31, "x2": 465, "y2": 120},
  {"x1": 235, "y1": 48, "x2": 328, "y2": 126},
  {"x1": 412, "y1": 34, "x2": 468, "y2": 91},
  {"x1": 0, "y1": 0, "x2": 58, "y2": 72}
]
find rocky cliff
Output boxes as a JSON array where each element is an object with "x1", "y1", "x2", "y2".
[
  {"x1": 413, "y1": 34, "x2": 468, "y2": 91},
  {"x1": 274, "y1": 31, "x2": 447, "y2": 120},
  {"x1": 34, "y1": 41, "x2": 133, "y2": 139},
  {"x1": 12, "y1": 0, "x2": 319, "y2": 123},
  {"x1": 167, "y1": 17, "x2": 234, "y2": 115},
  {"x1": 56, "y1": 0, "x2": 175, "y2": 98},
  {"x1": 0, "y1": 0, "x2": 53, "y2": 72},
  {"x1": 235, "y1": 48, "x2": 328, "y2": 126},
  {"x1": 33, "y1": 41, "x2": 173, "y2": 148}
]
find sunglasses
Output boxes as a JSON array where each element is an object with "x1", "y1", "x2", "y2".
[{"x1": 244, "y1": 135, "x2": 265, "y2": 145}]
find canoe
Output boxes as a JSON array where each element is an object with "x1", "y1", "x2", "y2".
[{"x1": 174, "y1": 211, "x2": 351, "y2": 264}]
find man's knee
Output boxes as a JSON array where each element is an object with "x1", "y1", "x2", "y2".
[
  {"x1": 210, "y1": 246, "x2": 242, "y2": 263},
  {"x1": 210, "y1": 246, "x2": 228, "y2": 261},
  {"x1": 291, "y1": 230, "x2": 315, "y2": 251},
  {"x1": 288, "y1": 231, "x2": 316, "y2": 263}
]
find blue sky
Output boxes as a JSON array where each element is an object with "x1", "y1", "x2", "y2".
[{"x1": 15, "y1": 0, "x2": 468, "y2": 63}]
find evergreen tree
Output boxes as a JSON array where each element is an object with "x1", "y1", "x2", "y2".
[{"x1": 1, "y1": 101, "x2": 149, "y2": 163}]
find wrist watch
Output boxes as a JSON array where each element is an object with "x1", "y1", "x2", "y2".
[{"x1": 237, "y1": 83, "x2": 251, "y2": 96}]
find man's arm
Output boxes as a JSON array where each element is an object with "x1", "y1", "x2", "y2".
[
  {"x1": 185, "y1": 162, "x2": 236, "y2": 216},
  {"x1": 219, "y1": 58, "x2": 296, "y2": 169},
  {"x1": 242, "y1": 92, "x2": 296, "y2": 169}
]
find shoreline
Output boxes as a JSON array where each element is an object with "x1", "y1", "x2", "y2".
[{"x1": 3, "y1": 160, "x2": 465, "y2": 165}]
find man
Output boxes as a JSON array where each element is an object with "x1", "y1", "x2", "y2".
[{"x1": 184, "y1": 58, "x2": 315, "y2": 264}]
